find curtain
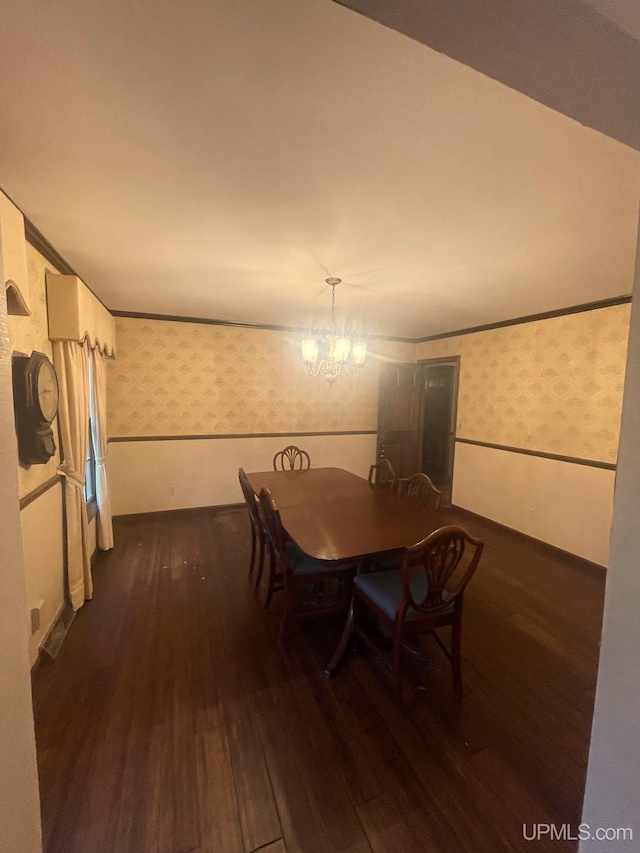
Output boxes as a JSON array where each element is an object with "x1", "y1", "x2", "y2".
[
  {"x1": 89, "y1": 347, "x2": 114, "y2": 550},
  {"x1": 53, "y1": 340, "x2": 92, "y2": 609}
]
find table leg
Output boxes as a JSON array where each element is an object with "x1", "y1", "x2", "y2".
[{"x1": 324, "y1": 599, "x2": 355, "y2": 678}]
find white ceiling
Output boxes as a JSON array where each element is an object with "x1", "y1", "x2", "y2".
[{"x1": 1, "y1": 0, "x2": 639, "y2": 338}]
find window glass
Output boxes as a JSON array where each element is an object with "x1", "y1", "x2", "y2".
[{"x1": 85, "y1": 420, "x2": 96, "y2": 504}]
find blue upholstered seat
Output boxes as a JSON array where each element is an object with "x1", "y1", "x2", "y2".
[
  {"x1": 285, "y1": 541, "x2": 353, "y2": 576},
  {"x1": 354, "y1": 567, "x2": 454, "y2": 621}
]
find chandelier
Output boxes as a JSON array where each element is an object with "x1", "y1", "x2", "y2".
[{"x1": 301, "y1": 277, "x2": 367, "y2": 385}]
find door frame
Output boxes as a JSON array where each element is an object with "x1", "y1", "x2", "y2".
[{"x1": 417, "y1": 355, "x2": 460, "y2": 487}]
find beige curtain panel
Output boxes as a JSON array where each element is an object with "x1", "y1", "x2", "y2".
[
  {"x1": 53, "y1": 340, "x2": 92, "y2": 609},
  {"x1": 89, "y1": 347, "x2": 114, "y2": 550}
]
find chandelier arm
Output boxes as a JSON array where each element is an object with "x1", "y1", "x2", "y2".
[
  {"x1": 305, "y1": 361, "x2": 323, "y2": 377},
  {"x1": 305, "y1": 359, "x2": 331, "y2": 378},
  {"x1": 344, "y1": 363, "x2": 362, "y2": 378}
]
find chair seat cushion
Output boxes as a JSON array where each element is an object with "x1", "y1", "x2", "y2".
[
  {"x1": 285, "y1": 541, "x2": 353, "y2": 576},
  {"x1": 354, "y1": 567, "x2": 454, "y2": 621}
]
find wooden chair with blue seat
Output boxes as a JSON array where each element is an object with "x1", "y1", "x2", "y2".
[
  {"x1": 368, "y1": 458, "x2": 397, "y2": 488},
  {"x1": 259, "y1": 486, "x2": 355, "y2": 645},
  {"x1": 273, "y1": 445, "x2": 311, "y2": 471},
  {"x1": 324, "y1": 525, "x2": 484, "y2": 705}
]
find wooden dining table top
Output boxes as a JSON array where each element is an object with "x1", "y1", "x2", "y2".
[{"x1": 246, "y1": 466, "x2": 446, "y2": 563}]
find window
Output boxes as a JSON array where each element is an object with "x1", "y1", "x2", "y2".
[
  {"x1": 85, "y1": 418, "x2": 97, "y2": 512},
  {"x1": 85, "y1": 352, "x2": 98, "y2": 520}
]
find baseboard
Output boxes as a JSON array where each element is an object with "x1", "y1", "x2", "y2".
[
  {"x1": 449, "y1": 504, "x2": 607, "y2": 575},
  {"x1": 113, "y1": 502, "x2": 245, "y2": 521},
  {"x1": 35, "y1": 601, "x2": 76, "y2": 666}
]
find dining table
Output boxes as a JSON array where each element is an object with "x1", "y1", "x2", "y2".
[{"x1": 245, "y1": 466, "x2": 447, "y2": 563}]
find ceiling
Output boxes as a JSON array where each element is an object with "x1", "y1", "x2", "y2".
[
  {"x1": 0, "y1": 0, "x2": 639, "y2": 338},
  {"x1": 585, "y1": 0, "x2": 640, "y2": 42}
]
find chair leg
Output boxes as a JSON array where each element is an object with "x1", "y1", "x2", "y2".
[
  {"x1": 254, "y1": 531, "x2": 266, "y2": 590},
  {"x1": 248, "y1": 523, "x2": 257, "y2": 580},
  {"x1": 324, "y1": 599, "x2": 355, "y2": 678},
  {"x1": 392, "y1": 627, "x2": 405, "y2": 707},
  {"x1": 451, "y1": 614, "x2": 463, "y2": 699},
  {"x1": 278, "y1": 580, "x2": 295, "y2": 646},
  {"x1": 263, "y1": 545, "x2": 276, "y2": 610}
]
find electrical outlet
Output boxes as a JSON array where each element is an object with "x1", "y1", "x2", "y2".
[{"x1": 169, "y1": 485, "x2": 176, "y2": 496}]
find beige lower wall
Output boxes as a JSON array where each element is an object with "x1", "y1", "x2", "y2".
[
  {"x1": 19, "y1": 488, "x2": 98, "y2": 666},
  {"x1": 108, "y1": 431, "x2": 614, "y2": 564},
  {"x1": 20, "y1": 484, "x2": 65, "y2": 665},
  {"x1": 453, "y1": 441, "x2": 614, "y2": 566},
  {"x1": 108, "y1": 433, "x2": 378, "y2": 515}
]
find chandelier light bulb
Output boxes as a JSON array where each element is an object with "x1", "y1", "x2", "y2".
[
  {"x1": 333, "y1": 337, "x2": 351, "y2": 364},
  {"x1": 301, "y1": 338, "x2": 319, "y2": 364},
  {"x1": 352, "y1": 340, "x2": 367, "y2": 365}
]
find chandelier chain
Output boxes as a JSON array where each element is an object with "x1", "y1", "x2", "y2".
[{"x1": 331, "y1": 283, "x2": 336, "y2": 332}]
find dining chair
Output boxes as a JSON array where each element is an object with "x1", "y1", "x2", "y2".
[
  {"x1": 259, "y1": 486, "x2": 354, "y2": 644},
  {"x1": 368, "y1": 458, "x2": 397, "y2": 488},
  {"x1": 238, "y1": 468, "x2": 267, "y2": 585},
  {"x1": 396, "y1": 472, "x2": 442, "y2": 510},
  {"x1": 273, "y1": 445, "x2": 311, "y2": 471},
  {"x1": 324, "y1": 525, "x2": 484, "y2": 705}
]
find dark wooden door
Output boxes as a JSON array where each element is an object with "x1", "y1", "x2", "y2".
[
  {"x1": 421, "y1": 364, "x2": 455, "y2": 484},
  {"x1": 376, "y1": 363, "x2": 420, "y2": 478}
]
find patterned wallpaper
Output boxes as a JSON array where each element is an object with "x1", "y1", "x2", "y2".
[
  {"x1": 107, "y1": 303, "x2": 630, "y2": 462},
  {"x1": 107, "y1": 317, "x2": 415, "y2": 437},
  {"x1": 8, "y1": 244, "x2": 62, "y2": 498},
  {"x1": 416, "y1": 304, "x2": 631, "y2": 464}
]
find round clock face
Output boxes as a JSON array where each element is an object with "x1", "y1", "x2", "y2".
[{"x1": 36, "y1": 359, "x2": 59, "y2": 422}]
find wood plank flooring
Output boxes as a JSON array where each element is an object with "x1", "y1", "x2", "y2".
[{"x1": 31, "y1": 507, "x2": 605, "y2": 853}]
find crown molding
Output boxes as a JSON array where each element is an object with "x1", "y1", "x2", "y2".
[
  {"x1": 113, "y1": 296, "x2": 632, "y2": 344},
  {"x1": 413, "y1": 296, "x2": 632, "y2": 344}
]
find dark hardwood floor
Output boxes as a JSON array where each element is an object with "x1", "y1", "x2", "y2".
[{"x1": 32, "y1": 507, "x2": 605, "y2": 853}]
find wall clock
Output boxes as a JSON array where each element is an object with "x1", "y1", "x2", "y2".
[{"x1": 12, "y1": 350, "x2": 60, "y2": 465}]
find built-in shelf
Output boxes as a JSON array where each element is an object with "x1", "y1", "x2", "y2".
[{"x1": 6, "y1": 280, "x2": 31, "y2": 316}]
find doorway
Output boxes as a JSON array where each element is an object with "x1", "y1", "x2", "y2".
[
  {"x1": 375, "y1": 357, "x2": 459, "y2": 502},
  {"x1": 418, "y1": 357, "x2": 459, "y2": 499}
]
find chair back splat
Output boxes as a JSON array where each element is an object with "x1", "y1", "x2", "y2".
[
  {"x1": 368, "y1": 458, "x2": 397, "y2": 488},
  {"x1": 396, "y1": 472, "x2": 442, "y2": 510},
  {"x1": 273, "y1": 445, "x2": 311, "y2": 471},
  {"x1": 400, "y1": 525, "x2": 482, "y2": 615}
]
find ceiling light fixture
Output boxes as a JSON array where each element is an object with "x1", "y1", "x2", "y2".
[{"x1": 301, "y1": 278, "x2": 367, "y2": 385}]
